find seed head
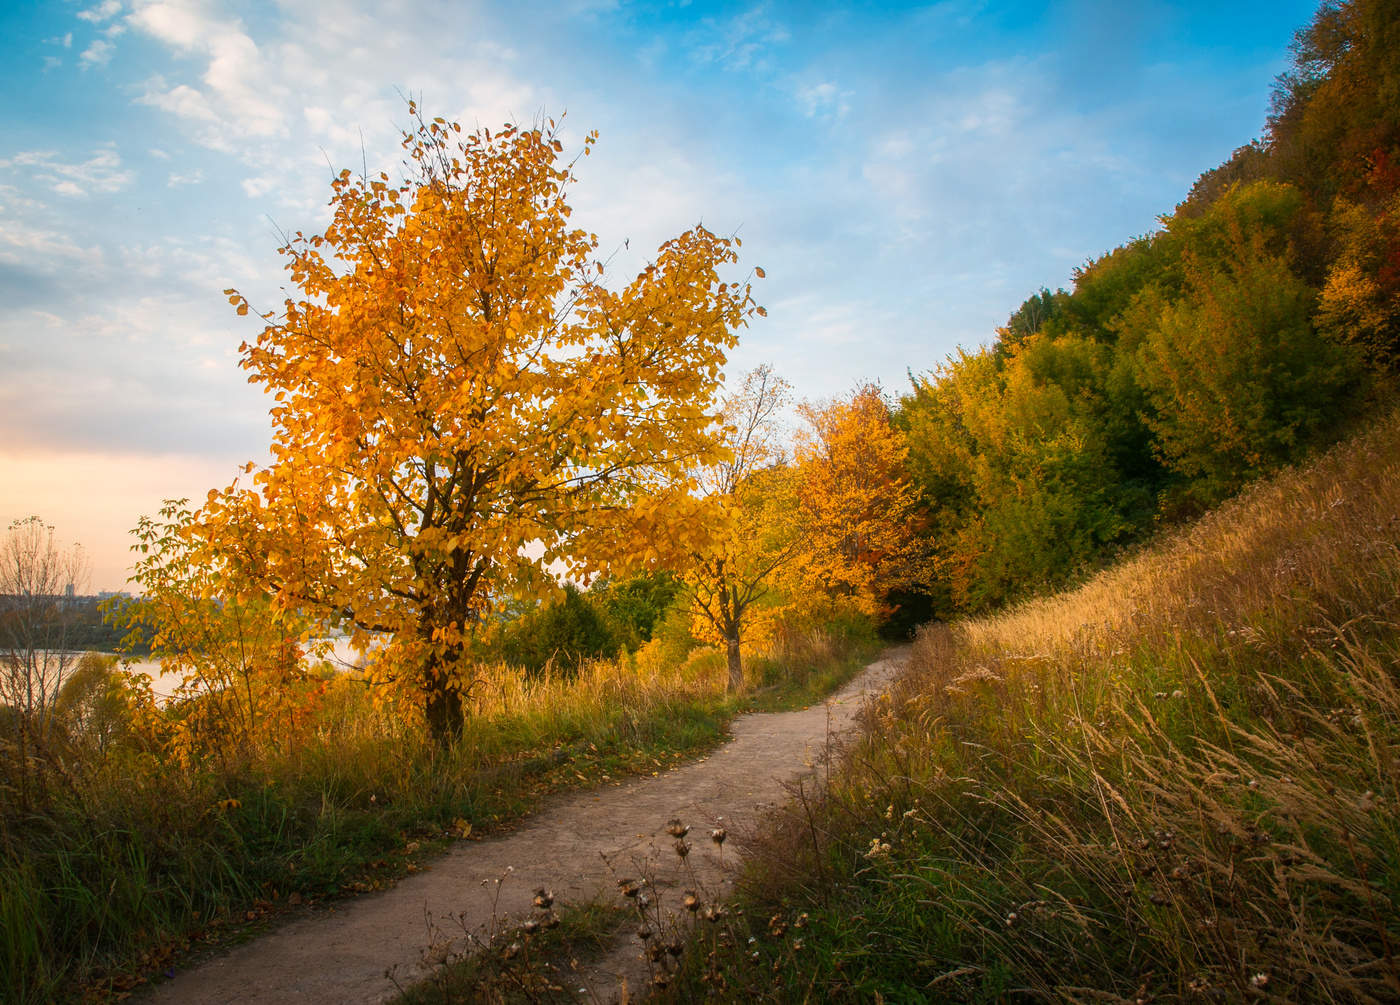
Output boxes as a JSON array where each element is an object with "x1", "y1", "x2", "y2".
[
  {"x1": 533, "y1": 888, "x2": 554, "y2": 909},
  {"x1": 683, "y1": 890, "x2": 701, "y2": 912},
  {"x1": 674, "y1": 838, "x2": 690, "y2": 858},
  {"x1": 711, "y1": 827, "x2": 727, "y2": 846},
  {"x1": 665, "y1": 818, "x2": 690, "y2": 838}
]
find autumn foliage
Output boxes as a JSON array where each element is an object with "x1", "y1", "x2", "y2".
[
  {"x1": 203, "y1": 106, "x2": 761, "y2": 738},
  {"x1": 789, "y1": 384, "x2": 930, "y2": 619},
  {"x1": 683, "y1": 366, "x2": 798, "y2": 692}
]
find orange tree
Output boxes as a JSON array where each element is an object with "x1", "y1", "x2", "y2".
[
  {"x1": 788, "y1": 384, "x2": 931, "y2": 621},
  {"x1": 203, "y1": 106, "x2": 761, "y2": 740}
]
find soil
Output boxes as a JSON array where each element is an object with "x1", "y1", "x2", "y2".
[{"x1": 139, "y1": 647, "x2": 909, "y2": 1004}]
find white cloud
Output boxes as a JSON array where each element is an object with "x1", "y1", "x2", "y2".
[
  {"x1": 128, "y1": 0, "x2": 217, "y2": 51},
  {"x1": 78, "y1": 0, "x2": 123, "y2": 23},
  {"x1": 240, "y1": 175, "x2": 276, "y2": 199},
  {"x1": 0, "y1": 220, "x2": 104, "y2": 271},
  {"x1": 139, "y1": 79, "x2": 219, "y2": 124},
  {"x1": 166, "y1": 169, "x2": 203, "y2": 186},
  {"x1": 129, "y1": 1, "x2": 289, "y2": 144},
  {"x1": 80, "y1": 39, "x2": 115, "y2": 67},
  {"x1": 0, "y1": 147, "x2": 134, "y2": 198},
  {"x1": 796, "y1": 81, "x2": 850, "y2": 119}
]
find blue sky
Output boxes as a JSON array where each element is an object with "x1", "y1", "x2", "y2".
[{"x1": 0, "y1": 0, "x2": 1318, "y2": 589}]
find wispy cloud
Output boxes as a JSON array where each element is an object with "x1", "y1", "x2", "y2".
[
  {"x1": 686, "y1": 4, "x2": 790, "y2": 71},
  {"x1": 0, "y1": 220, "x2": 104, "y2": 271},
  {"x1": 795, "y1": 80, "x2": 849, "y2": 119},
  {"x1": 0, "y1": 147, "x2": 134, "y2": 198}
]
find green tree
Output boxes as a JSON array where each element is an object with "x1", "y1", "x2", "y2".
[
  {"x1": 1133, "y1": 230, "x2": 1360, "y2": 502},
  {"x1": 496, "y1": 584, "x2": 620, "y2": 677}
]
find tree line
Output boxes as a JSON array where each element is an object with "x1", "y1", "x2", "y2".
[{"x1": 893, "y1": 0, "x2": 1400, "y2": 614}]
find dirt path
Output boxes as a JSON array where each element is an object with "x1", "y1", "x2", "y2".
[{"x1": 143, "y1": 648, "x2": 909, "y2": 1004}]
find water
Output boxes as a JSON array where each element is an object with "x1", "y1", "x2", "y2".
[{"x1": 115, "y1": 637, "x2": 375, "y2": 701}]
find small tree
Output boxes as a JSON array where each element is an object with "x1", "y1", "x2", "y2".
[
  {"x1": 684, "y1": 366, "x2": 799, "y2": 692},
  {"x1": 0, "y1": 517, "x2": 89, "y2": 803},
  {"x1": 113, "y1": 500, "x2": 318, "y2": 766}
]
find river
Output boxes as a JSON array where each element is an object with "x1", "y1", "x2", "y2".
[{"x1": 112, "y1": 637, "x2": 375, "y2": 701}]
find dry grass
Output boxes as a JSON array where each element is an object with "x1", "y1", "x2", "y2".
[
  {"x1": 684, "y1": 407, "x2": 1400, "y2": 1002},
  {"x1": 1, "y1": 606, "x2": 873, "y2": 1003}
]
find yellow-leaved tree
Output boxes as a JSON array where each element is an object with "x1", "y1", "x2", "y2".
[
  {"x1": 683, "y1": 365, "x2": 800, "y2": 692},
  {"x1": 115, "y1": 500, "x2": 320, "y2": 766},
  {"x1": 199, "y1": 106, "x2": 761, "y2": 740},
  {"x1": 789, "y1": 384, "x2": 930, "y2": 620}
]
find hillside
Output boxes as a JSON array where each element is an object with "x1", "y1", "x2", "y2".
[{"x1": 667, "y1": 404, "x2": 1400, "y2": 1001}]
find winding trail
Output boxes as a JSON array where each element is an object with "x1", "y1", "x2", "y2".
[{"x1": 143, "y1": 647, "x2": 909, "y2": 1004}]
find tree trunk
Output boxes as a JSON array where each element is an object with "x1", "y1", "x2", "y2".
[
  {"x1": 725, "y1": 633, "x2": 743, "y2": 693},
  {"x1": 423, "y1": 655, "x2": 464, "y2": 744}
]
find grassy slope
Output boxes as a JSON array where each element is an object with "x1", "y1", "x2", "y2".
[{"x1": 670, "y1": 408, "x2": 1400, "y2": 1002}]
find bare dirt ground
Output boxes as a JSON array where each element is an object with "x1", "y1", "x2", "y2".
[{"x1": 141, "y1": 647, "x2": 909, "y2": 1004}]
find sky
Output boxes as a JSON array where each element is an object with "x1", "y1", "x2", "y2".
[{"x1": 0, "y1": 0, "x2": 1320, "y2": 591}]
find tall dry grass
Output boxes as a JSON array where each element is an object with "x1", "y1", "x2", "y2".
[
  {"x1": 685, "y1": 408, "x2": 1400, "y2": 1001},
  {"x1": 0, "y1": 608, "x2": 872, "y2": 1003}
]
